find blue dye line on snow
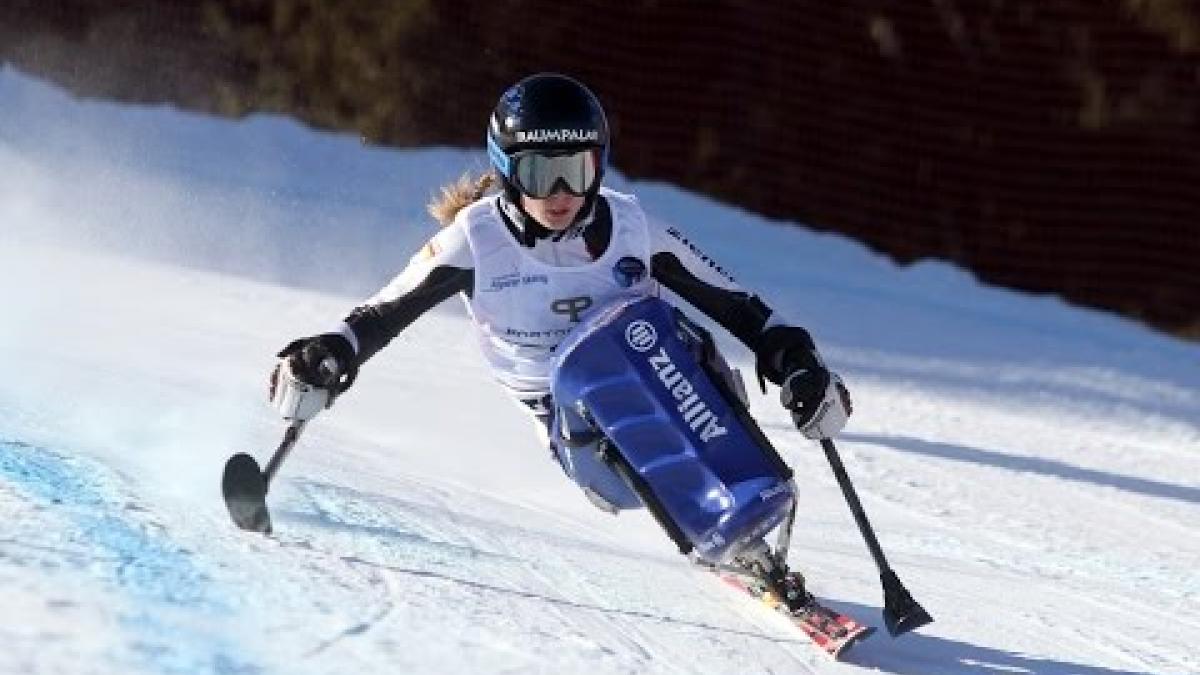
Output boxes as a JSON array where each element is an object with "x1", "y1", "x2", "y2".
[{"x1": 0, "y1": 439, "x2": 260, "y2": 675}]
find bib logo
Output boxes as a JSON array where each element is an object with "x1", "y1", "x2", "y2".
[
  {"x1": 551, "y1": 296, "x2": 593, "y2": 323},
  {"x1": 613, "y1": 256, "x2": 647, "y2": 288},
  {"x1": 486, "y1": 272, "x2": 549, "y2": 292},
  {"x1": 516, "y1": 129, "x2": 600, "y2": 144}
]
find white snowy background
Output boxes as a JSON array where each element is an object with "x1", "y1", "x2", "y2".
[{"x1": 1, "y1": 66, "x2": 1198, "y2": 674}]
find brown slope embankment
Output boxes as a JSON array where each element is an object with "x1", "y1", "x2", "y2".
[{"x1": 3, "y1": 1, "x2": 1197, "y2": 337}]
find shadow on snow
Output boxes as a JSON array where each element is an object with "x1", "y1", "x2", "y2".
[
  {"x1": 827, "y1": 600, "x2": 1152, "y2": 675},
  {"x1": 841, "y1": 432, "x2": 1200, "y2": 505}
]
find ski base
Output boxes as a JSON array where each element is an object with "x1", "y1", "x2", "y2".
[
  {"x1": 222, "y1": 453, "x2": 273, "y2": 533},
  {"x1": 716, "y1": 571, "x2": 874, "y2": 659}
]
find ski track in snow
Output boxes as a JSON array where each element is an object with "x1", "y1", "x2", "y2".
[
  {"x1": 2, "y1": 66, "x2": 1199, "y2": 674},
  {"x1": 0, "y1": 440, "x2": 253, "y2": 674},
  {"x1": 268, "y1": 475, "x2": 823, "y2": 674}
]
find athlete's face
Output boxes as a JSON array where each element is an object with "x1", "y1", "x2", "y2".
[{"x1": 521, "y1": 190, "x2": 585, "y2": 230}]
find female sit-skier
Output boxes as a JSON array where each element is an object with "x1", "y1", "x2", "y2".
[{"x1": 269, "y1": 72, "x2": 852, "y2": 557}]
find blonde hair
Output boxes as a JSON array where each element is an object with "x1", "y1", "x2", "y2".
[{"x1": 427, "y1": 171, "x2": 498, "y2": 226}]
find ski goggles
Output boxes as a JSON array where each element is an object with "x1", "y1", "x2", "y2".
[{"x1": 507, "y1": 148, "x2": 602, "y2": 199}]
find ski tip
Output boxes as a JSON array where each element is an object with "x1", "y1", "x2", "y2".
[
  {"x1": 222, "y1": 452, "x2": 261, "y2": 479},
  {"x1": 831, "y1": 625, "x2": 876, "y2": 659}
]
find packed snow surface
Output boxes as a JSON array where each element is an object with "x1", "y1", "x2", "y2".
[{"x1": 2, "y1": 66, "x2": 1198, "y2": 674}]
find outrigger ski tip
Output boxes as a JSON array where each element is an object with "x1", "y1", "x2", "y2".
[
  {"x1": 882, "y1": 569, "x2": 934, "y2": 636},
  {"x1": 221, "y1": 421, "x2": 305, "y2": 535},
  {"x1": 222, "y1": 452, "x2": 273, "y2": 534}
]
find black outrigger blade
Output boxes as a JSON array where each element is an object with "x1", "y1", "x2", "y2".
[
  {"x1": 222, "y1": 452, "x2": 272, "y2": 533},
  {"x1": 221, "y1": 420, "x2": 307, "y2": 534},
  {"x1": 881, "y1": 569, "x2": 934, "y2": 636},
  {"x1": 820, "y1": 438, "x2": 934, "y2": 637}
]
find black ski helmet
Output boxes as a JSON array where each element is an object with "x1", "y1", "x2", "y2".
[{"x1": 487, "y1": 73, "x2": 610, "y2": 199}]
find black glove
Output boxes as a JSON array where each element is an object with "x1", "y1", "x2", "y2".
[
  {"x1": 779, "y1": 366, "x2": 831, "y2": 418},
  {"x1": 754, "y1": 325, "x2": 852, "y2": 438},
  {"x1": 753, "y1": 325, "x2": 820, "y2": 387},
  {"x1": 779, "y1": 366, "x2": 852, "y2": 439},
  {"x1": 270, "y1": 333, "x2": 358, "y2": 399}
]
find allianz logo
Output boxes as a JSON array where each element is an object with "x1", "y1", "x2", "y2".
[
  {"x1": 647, "y1": 347, "x2": 729, "y2": 443},
  {"x1": 624, "y1": 319, "x2": 728, "y2": 443},
  {"x1": 625, "y1": 320, "x2": 658, "y2": 352}
]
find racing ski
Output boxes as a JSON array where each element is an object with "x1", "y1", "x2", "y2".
[{"x1": 715, "y1": 568, "x2": 874, "y2": 659}]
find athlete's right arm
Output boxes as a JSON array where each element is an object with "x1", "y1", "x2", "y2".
[
  {"x1": 339, "y1": 221, "x2": 475, "y2": 365},
  {"x1": 268, "y1": 221, "x2": 473, "y2": 421}
]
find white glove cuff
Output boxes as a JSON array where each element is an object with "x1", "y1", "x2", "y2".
[
  {"x1": 271, "y1": 361, "x2": 332, "y2": 422},
  {"x1": 799, "y1": 373, "x2": 851, "y2": 440}
]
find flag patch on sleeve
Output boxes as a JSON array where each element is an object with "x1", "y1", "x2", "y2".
[{"x1": 416, "y1": 237, "x2": 442, "y2": 262}]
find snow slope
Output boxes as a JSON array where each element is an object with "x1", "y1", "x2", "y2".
[{"x1": 2, "y1": 66, "x2": 1198, "y2": 674}]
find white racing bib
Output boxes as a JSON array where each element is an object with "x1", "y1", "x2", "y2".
[{"x1": 462, "y1": 189, "x2": 653, "y2": 392}]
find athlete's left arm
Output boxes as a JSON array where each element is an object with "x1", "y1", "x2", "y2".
[{"x1": 647, "y1": 219, "x2": 821, "y2": 385}]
